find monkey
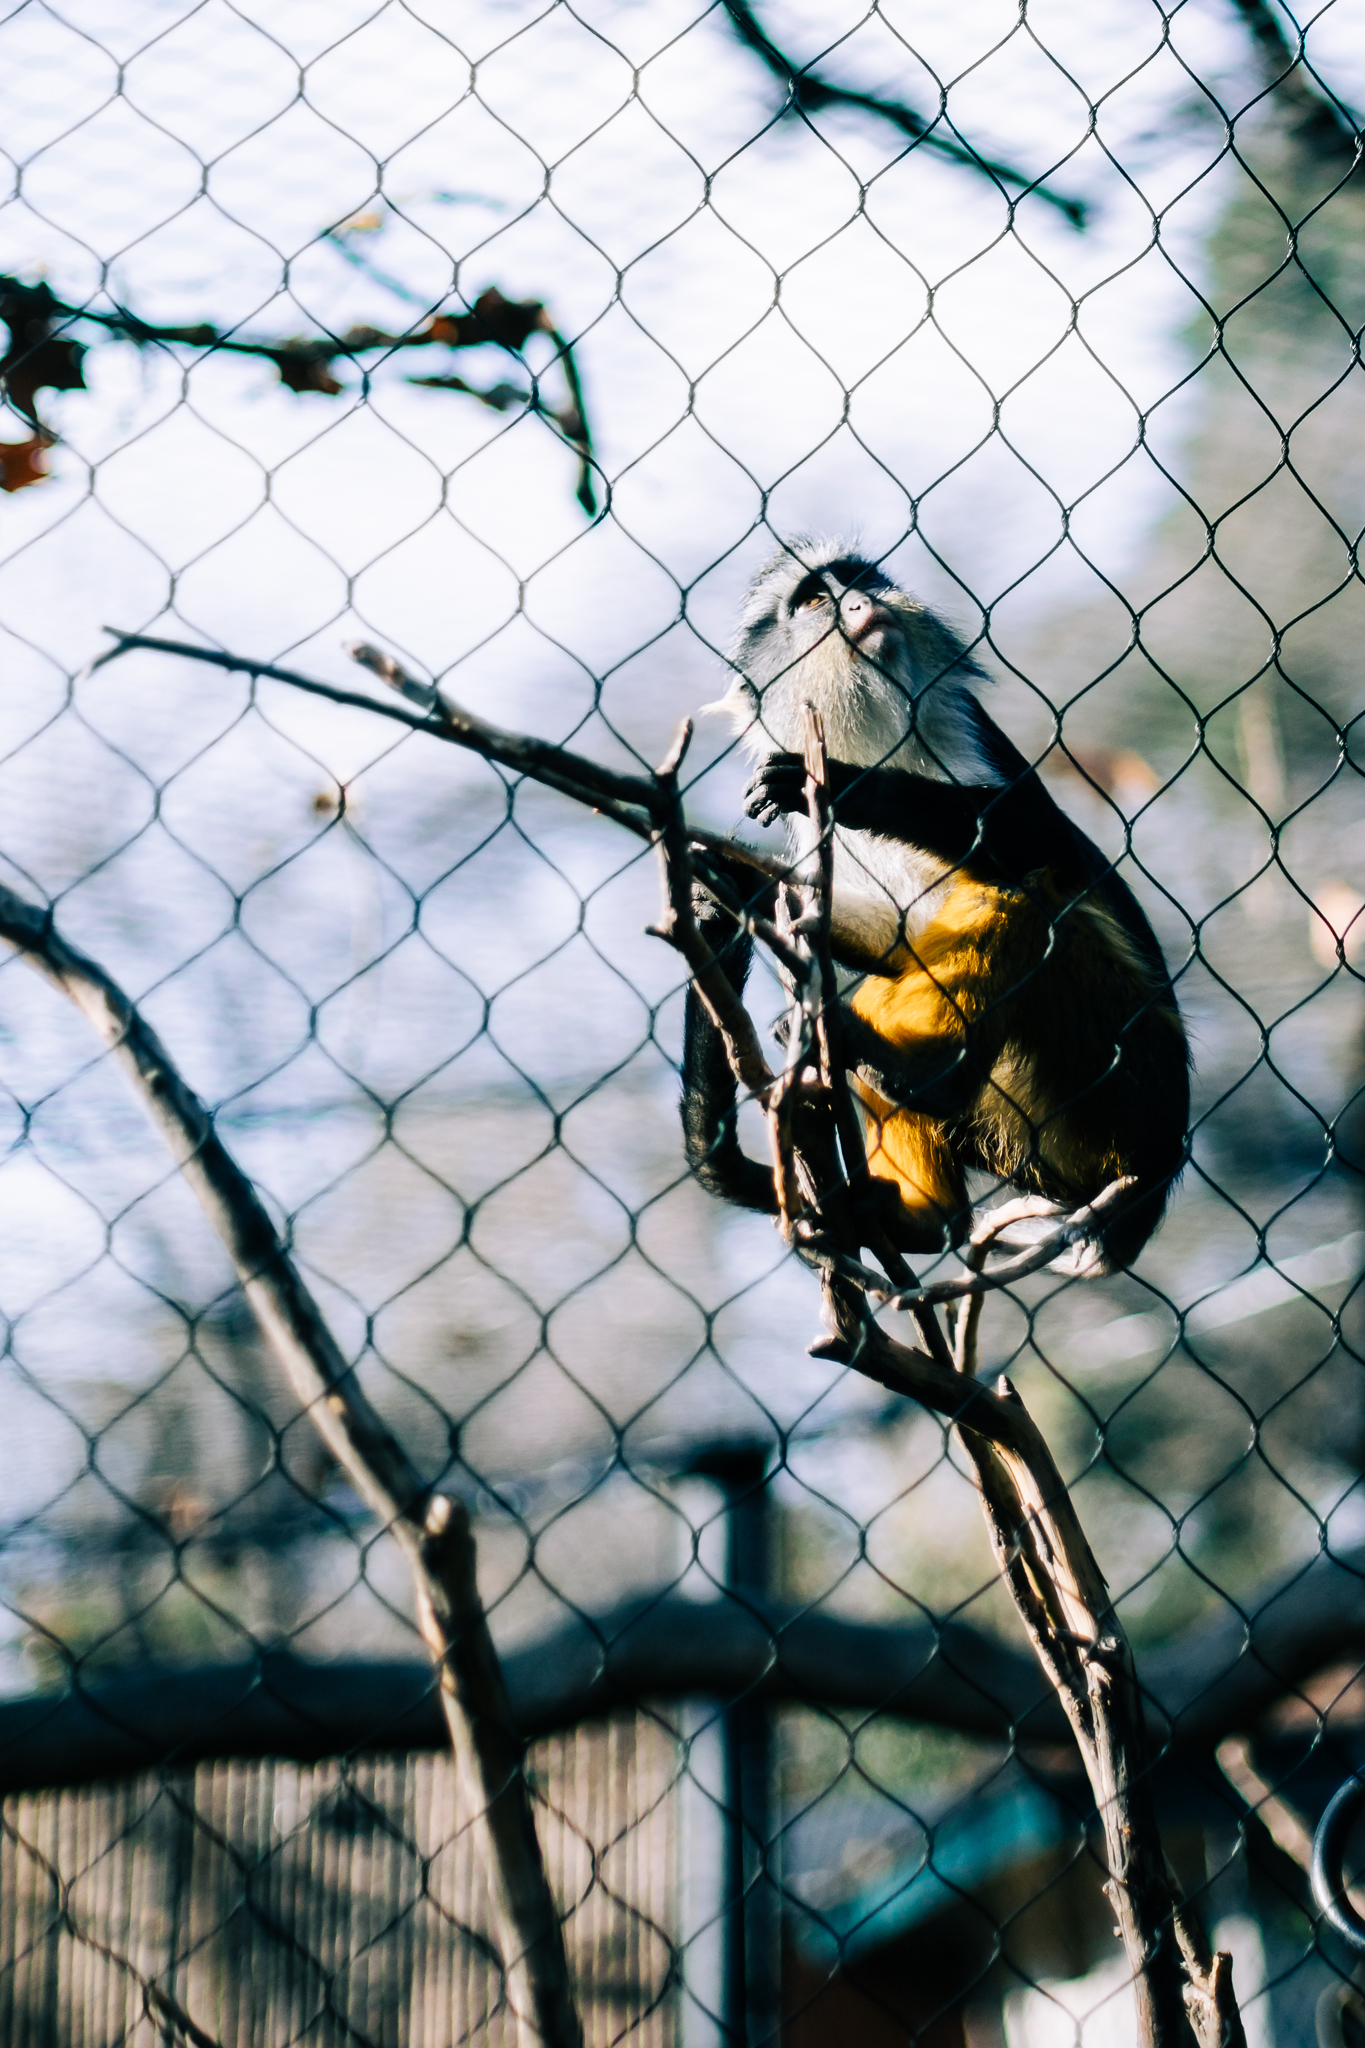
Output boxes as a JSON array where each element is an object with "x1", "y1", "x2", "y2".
[{"x1": 680, "y1": 538, "x2": 1190, "y2": 1276}]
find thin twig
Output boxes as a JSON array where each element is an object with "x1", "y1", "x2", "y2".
[
  {"x1": 96, "y1": 630, "x2": 789, "y2": 899},
  {"x1": 800, "y1": 707, "x2": 861, "y2": 1173},
  {"x1": 0, "y1": 883, "x2": 581, "y2": 2048},
  {"x1": 796, "y1": 705, "x2": 957, "y2": 1369},
  {"x1": 108, "y1": 623, "x2": 1230, "y2": 2043},
  {"x1": 1225, "y1": 0, "x2": 1360, "y2": 159},
  {"x1": 718, "y1": 0, "x2": 1088, "y2": 222},
  {"x1": 789, "y1": 710, "x2": 856, "y2": 1250},
  {"x1": 765, "y1": 867, "x2": 816, "y2": 1235}
]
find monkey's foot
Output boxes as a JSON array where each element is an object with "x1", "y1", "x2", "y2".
[
  {"x1": 971, "y1": 1194, "x2": 1069, "y2": 1248},
  {"x1": 969, "y1": 1186, "x2": 1131, "y2": 1280}
]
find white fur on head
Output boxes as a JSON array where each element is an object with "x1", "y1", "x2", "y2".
[{"x1": 713, "y1": 537, "x2": 994, "y2": 786}]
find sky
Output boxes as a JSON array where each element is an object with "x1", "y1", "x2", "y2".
[{"x1": 0, "y1": 0, "x2": 1286, "y2": 720}]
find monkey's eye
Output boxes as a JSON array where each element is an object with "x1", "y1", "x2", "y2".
[{"x1": 791, "y1": 579, "x2": 831, "y2": 612}]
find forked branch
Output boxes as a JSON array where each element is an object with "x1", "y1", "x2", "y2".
[
  {"x1": 0, "y1": 883, "x2": 581, "y2": 2048},
  {"x1": 94, "y1": 631, "x2": 788, "y2": 901},
  {"x1": 88, "y1": 628, "x2": 1242, "y2": 2047},
  {"x1": 743, "y1": 717, "x2": 1240, "y2": 2048}
]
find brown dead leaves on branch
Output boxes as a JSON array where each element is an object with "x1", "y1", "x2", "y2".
[
  {"x1": 0, "y1": 279, "x2": 86, "y2": 491},
  {"x1": 0, "y1": 276, "x2": 596, "y2": 511}
]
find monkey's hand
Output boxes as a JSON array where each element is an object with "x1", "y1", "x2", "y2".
[
  {"x1": 743, "y1": 753, "x2": 868, "y2": 827},
  {"x1": 742, "y1": 754, "x2": 805, "y2": 827}
]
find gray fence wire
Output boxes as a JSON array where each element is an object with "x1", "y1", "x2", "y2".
[{"x1": 0, "y1": 1, "x2": 1363, "y2": 2044}]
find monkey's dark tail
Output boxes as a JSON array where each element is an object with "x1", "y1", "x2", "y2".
[
  {"x1": 681, "y1": 1085, "x2": 778, "y2": 1213},
  {"x1": 679, "y1": 905, "x2": 779, "y2": 1216},
  {"x1": 1313, "y1": 1772, "x2": 1365, "y2": 1953}
]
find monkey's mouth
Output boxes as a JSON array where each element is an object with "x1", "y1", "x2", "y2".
[{"x1": 845, "y1": 613, "x2": 898, "y2": 659}]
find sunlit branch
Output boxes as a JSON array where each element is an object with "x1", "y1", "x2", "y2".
[
  {"x1": 0, "y1": 881, "x2": 582, "y2": 2048},
  {"x1": 97, "y1": 622, "x2": 1239, "y2": 2046}
]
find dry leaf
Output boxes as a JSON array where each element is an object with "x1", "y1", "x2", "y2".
[
  {"x1": 425, "y1": 288, "x2": 551, "y2": 353},
  {"x1": 0, "y1": 277, "x2": 87, "y2": 429},
  {"x1": 0, "y1": 435, "x2": 52, "y2": 491},
  {"x1": 267, "y1": 343, "x2": 344, "y2": 396},
  {"x1": 0, "y1": 334, "x2": 86, "y2": 425}
]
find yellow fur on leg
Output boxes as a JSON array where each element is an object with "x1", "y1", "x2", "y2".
[
  {"x1": 842, "y1": 878, "x2": 1001, "y2": 1250},
  {"x1": 854, "y1": 1079, "x2": 968, "y2": 1252}
]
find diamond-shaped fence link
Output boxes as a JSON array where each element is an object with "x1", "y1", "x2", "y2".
[{"x1": 0, "y1": 1, "x2": 1362, "y2": 2043}]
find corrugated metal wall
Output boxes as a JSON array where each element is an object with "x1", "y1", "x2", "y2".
[{"x1": 0, "y1": 1712, "x2": 680, "y2": 2047}]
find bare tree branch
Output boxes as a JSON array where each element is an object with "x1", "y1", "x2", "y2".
[
  {"x1": 96, "y1": 631, "x2": 789, "y2": 899},
  {"x1": 0, "y1": 883, "x2": 582, "y2": 2048},
  {"x1": 1, "y1": 277, "x2": 598, "y2": 512},
  {"x1": 98, "y1": 624, "x2": 1237, "y2": 2043},
  {"x1": 791, "y1": 708, "x2": 964, "y2": 1373},
  {"x1": 719, "y1": 0, "x2": 1088, "y2": 225}
]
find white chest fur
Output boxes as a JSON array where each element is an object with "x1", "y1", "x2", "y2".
[
  {"x1": 758, "y1": 656, "x2": 994, "y2": 945},
  {"x1": 784, "y1": 809, "x2": 953, "y2": 945}
]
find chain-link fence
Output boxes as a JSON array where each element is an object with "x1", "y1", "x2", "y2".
[{"x1": 0, "y1": 1, "x2": 1363, "y2": 2043}]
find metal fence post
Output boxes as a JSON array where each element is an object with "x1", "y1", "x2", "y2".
[{"x1": 689, "y1": 1443, "x2": 778, "y2": 2046}]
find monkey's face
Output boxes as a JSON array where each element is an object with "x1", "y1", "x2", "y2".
[
  {"x1": 744, "y1": 551, "x2": 904, "y2": 669},
  {"x1": 715, "y1": 543, "x2": 926, "y2": 765},
  {"x1": 787, "y1": 559, "x2": 904, "y2": 661}
]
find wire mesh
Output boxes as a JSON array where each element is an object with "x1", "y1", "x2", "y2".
[{"x1": 0, "y1": 1, "x2": 1362, "y2": 2043}]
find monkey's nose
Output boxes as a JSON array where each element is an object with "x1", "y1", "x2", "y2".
[{"x1": 840, "y1": 592, "x2": 892, "y2": 641}]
